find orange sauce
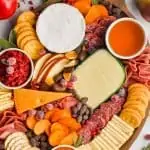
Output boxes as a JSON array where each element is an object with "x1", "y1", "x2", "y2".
[{"x1": 109, "y1": 20, "x2": 145, "y2": 56}]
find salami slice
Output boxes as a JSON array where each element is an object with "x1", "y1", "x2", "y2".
[{"x1": 79, "y1": 127, "x2": 92, "y2": 144}]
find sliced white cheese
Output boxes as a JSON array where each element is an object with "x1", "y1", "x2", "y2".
[
  {"x1": 36, "y1": 3, "x2": 85, "y2": 53},
  {"x1": 74, "y1": 50, "x2": 125, "y2": 108}
]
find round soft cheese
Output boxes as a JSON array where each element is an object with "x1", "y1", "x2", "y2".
[{"x1": 36, "y1": 3, "x2": 86, "y2": 53}]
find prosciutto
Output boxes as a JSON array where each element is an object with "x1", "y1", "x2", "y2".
[
  {"x1": 0, "y1": 110, "x2": 27, "y2": 139},
  {"x1": 124, "y1": 47, "x2": 150, "y2": 87}
]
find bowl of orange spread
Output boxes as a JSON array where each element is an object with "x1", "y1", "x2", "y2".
[
  {"x1": 106, "y1": 18, "x2": 147, "y2": 59},
  {"x1": 52, "y1": 145, "x2": 76, "y2": 150}
]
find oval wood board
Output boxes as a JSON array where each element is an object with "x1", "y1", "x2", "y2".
[{"x1": 36, "y1": 1, "x2": 149, "y2": 149}]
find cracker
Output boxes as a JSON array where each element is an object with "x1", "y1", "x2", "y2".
[
  {"x1": 22, "y1": 145, "x2": 32, "y2": 150},
  {"x1": 128, "y1": 83, "x2": 148, "y2": 91},
  {"x1": 12, "y1": 143, "x2": 30, "y2": 150},
  {"x1": 28, "y1": 147, "x2": 40, "y2": 150},
  {"x1": 107, "y1": 122, "x2": 129, "y2": 139},
  {"x1": 112, "y1": 115, "x2": 134, "y2": 132},
  {"x1": 0, "y1": 101, "x2": 14, "y2": 112},
  {"x1": 0, "y1": 92, "x2": 10, "y2": 95},
  {"x1": 120, "y1": 110, "x2": 142, "y2": 128},
  {"x1": 14, "y1": 22, "x2": 32, "y2": 33},
  {"x1": 0, "y1": 93, "x2": 12, "y2": 99},
  {"x1": 5, "y1": 134, "x2": 28, "y2": 150},
  {"x1": 102, "y1": 129, "x2": 120, "y2": 147},
  {"x1": 100, "y1": 132, "x2": 118, "y2": 150},
  {"x1": 5, "y1": 132, "x2": 27, "y2": 148},
  {"x1": 90, "y1": 141, "x2": 102, "y2": 150},
  {"x1": 106, "y1": 125, "x2": 126, "y2": 143},
  {"x1": 96, "y1": 136, "x2": 115, "y2": 150}
]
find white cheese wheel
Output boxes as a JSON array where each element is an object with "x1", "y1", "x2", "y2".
[{"x1": 36, "y1": 3, "x2": 86, "y2": 53}]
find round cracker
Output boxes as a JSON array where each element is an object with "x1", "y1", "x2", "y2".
[
  {"x1": 20, "y1": 35, "x2": 37, "y2": 49},
  {"x1": 124, "y1": 105, "x2": 146, "y2": 119},
  {"x1": 129, "y1": 87, "x2": 150, "y2": 97},
  {"x1": 128, "y1": 90, "x2": 149, "y2": 101},
  {"x1": 5, "y1": 132, "x2": 28, "y2": 149},
  {"x1": 123, "y1": 107, "x2": 144, "y2": 119},
  {"x1": 22, "y1": 145, "x2": 32, "y2": 150},
  {"x1": 28, "y1": 147, "x2": 40, "y2": 150},
  {"x1": 17, "y1": 31, "x2": 36, "y2": 48},
  {"x1": 9, "y1": 139, "x2": 29, "y2": 150},
  {"x1": 24, "y1": 40, "x2": 44, "y2": 60},
  {"x1": 128, "y1": 83, "x2": 148, "y2": 91},
  {"x1": 17, "y1": 11, "x2": 36, "y2": 25},
  {"x1": 127, "y1": 95, "x2": 148, "y2": 107},
  {"x1": 120, "y1": 110, "x2": 142, "y2": 128},
  {"x1": 123, "y1": 100, "x2": 147, "y2": 108},
  {"x1": 14, "y1": 22, "x2": 32, "y2": 33},
  {"x1": 17, "y1": 27, "x2": 35, "y2": 35},
  {"x1": 12, "y1": 143, "x2": 31, "y2": 150}
]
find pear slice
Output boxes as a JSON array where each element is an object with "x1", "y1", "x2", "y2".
[
  {"x1": 32, "y1": 53, "x2": 52, "y2": 81},
  {"x1": 41, "y1": 54, "x2": 64, "y2": 72},
  {"x1": 36, "y1": 58, "x2": 59, "y2": 84},
  {"x1": 34, "y1": 54, "x2": 65, "y2": 84},
  {"x1": 45, "y1": 58, "x2": 69, "y2": 86}
]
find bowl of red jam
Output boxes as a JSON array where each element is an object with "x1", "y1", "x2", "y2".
[{"x1": 0, "y1": 48, "x2": 34, "y2": 89}]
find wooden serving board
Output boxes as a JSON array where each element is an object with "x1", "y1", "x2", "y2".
[
  {"x1": 107, "y1": 1, "x2": 150, "y2": 149},
  {"x1": 36, "y1": 1, "x2": 149, "y2": 149}
]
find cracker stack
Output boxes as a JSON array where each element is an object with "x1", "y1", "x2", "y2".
[
  {"x1": 5, "y1": 132, "x2": 40, "y2": 150},
  {"x1": 120, "y1": 83, "x2": 150, "y2": 128},
  {"x1": 0, "y1": 91, "x2": 14, "y2": 112},
  {"x1": 78, "y1": 115, "x2": 134, "y2": 150}
]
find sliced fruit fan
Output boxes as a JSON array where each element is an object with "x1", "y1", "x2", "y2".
[{"x1": 0, "y1": 0, "x2": 149, "y2": 150}]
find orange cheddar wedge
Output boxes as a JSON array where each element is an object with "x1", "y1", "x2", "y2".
[{"x1": 14, "y1": 89, "x2": 72, "y2": 114}]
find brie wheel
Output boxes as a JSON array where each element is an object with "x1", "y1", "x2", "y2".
[{"x1": 36, "y1": 3, "x2": 86, "y2": 53}]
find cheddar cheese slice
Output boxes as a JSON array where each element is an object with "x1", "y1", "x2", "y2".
[{"x1": 14, "y1": 89, "x2": 72, "y2": 114}]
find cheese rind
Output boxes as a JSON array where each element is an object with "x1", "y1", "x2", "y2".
[{"x1": 74, "y1": 50, "x2": 125, "y2": 108}]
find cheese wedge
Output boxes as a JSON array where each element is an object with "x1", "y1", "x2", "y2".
[
  {"x1": 14, "y1": 89, "x2": 72, "y2": 114},
  {"x1": 74, "y1": 50, "x2": 125, "y2": 108}
]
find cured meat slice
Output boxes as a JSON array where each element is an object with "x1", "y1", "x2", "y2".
[
  {"x1": 79, "y1": 127, "x2": 92, "y2": 144},
  {"x1": 78, "y1": 94, "x2": 125, "y2": 144},
  {"x1": 125, "y1": 47, "x2": 150, "y2": 87}
]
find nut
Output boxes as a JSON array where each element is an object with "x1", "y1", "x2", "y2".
[
  {"x1": 76, "y1": 102, "x2": 82, "y2": 111},
  {"x1": 81, "y1": 97, "x2": 88, "y2": 104}
]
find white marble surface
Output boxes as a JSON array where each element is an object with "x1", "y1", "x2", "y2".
[{"x1": 0, "y1": 1, "x2": 149, "y2": 150}]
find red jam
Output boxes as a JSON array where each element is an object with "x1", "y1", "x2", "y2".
[{"x1": 0, "y1": 50, "x2": 31, "y2": 87}]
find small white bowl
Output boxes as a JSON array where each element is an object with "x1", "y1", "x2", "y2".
[
  {"x1": 0, "y1": 48, "x2": 34, "y2": 90},
  {"x1": 106, "y1": 18, "x2": 147, "y2": 59},
  {"x1": 52, "y1": 145, "x2": 76, "y2": 150}
]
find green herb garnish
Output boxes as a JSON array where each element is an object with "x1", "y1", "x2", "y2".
[
  {"x1": 9, "y1": 29, "x2": 16, "y2": 45},
  {"x1": 0, "y1": 39, "x2": 17, "y2": 49}
]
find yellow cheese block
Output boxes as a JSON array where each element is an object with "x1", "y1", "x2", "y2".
[{"x1": 14, "y1": 89, "x2": 72, "y2": 114}]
